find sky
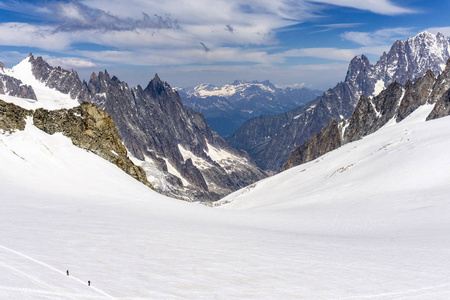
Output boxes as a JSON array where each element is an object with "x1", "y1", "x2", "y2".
[{"x1": 0, "y1": 0, "x2": 449, "y2": 90}]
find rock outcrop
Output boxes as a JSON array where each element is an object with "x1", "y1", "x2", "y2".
[
  {"x1": 0, "y1": 98, "x2": 152, "y2": 189},
  {"x1": 0, "y1": 99, "x2": 33, "y2": 132}
]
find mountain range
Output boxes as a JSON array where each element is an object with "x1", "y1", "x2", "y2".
[
  {"x1": 177, "y1": 81, "x2": 322, "y2": 137},
  {"x1": 0, "y1": 55, "x2": 266, "y2": 201},
  {"x1": 228, "y1": 31, "x2": 450, "y2": 171}
]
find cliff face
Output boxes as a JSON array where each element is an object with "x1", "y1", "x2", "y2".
[
  {"x1": 282, "y1": 60, "x2": 450, "y2": 171},
  {"x1": 0, "y1": 99, "x2": 152, "y2": 189}
]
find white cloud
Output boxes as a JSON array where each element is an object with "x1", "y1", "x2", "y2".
[
  {"x1": 310, "y1": 0, "x2": 416, "y2": 15},
  {"x1": 0, "y1": 23, "x2": 71, "y2": 51},
  {"x1": 44, "y1": 56, "x2": 98, "y2": 69},
  {"x1": 0, "y1": 50, "x2": 28, "y2": 67}
]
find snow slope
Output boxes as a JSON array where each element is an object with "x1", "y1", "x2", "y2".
[{"x1": 2, "y1": 102, "x2": 450, "y2": 299}]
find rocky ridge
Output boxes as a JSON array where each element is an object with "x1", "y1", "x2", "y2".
[
  {"x1": 85, "y1": 72, "x2": 266, "y2": 201},
  {"x1": 282, "y1": 59, "x2": 450, "y2": 170},
  {"x1": 0, "y1": 99, "x2": 152, "y2": 188},
  {"x1": 228, "y1": 31, "x2": 450, "y2": 171}
]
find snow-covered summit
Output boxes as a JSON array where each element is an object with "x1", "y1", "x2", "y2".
[
  {"x1": 346, "y1": 31, "x2": 450, "y2": 98},
  {"x1": 183, "y1": 80, "x2": 278, "y2": 98},
  {"x1": 1, "y1": 55, "x2": 80, "y2": 110}
]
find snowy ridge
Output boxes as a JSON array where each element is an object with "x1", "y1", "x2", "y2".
[
  {"x1": 186, "y1": 81, "x2": 277, "y2": 98},
  {"x1": 1, "y1": 56, "x2": 78, "y2": 110}
]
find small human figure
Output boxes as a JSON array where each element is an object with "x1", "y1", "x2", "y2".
[
  {"x1": 66, "y1": 270, "x2": 69, "y2": 276},
  {"x1": 88, "y1": 280, "x2": 90, "y2": 286}
]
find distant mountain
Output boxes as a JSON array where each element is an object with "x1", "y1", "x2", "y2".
[
  {"x1": 282, "y1": 59, "x2": 450, "y2": 170},
  {"x1": 1, "y1": 54, "x2": 266, "y2": 201},
  {"x1": 177, "y1": 80, "x2": 322, "y2": 137},
  {"x1": 228, "y1": 31, "x2": 450, "y2": 171}
]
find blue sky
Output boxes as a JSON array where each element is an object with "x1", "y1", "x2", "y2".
[{"x1": 0, "y1": 0, "x2": 449, "y2": 90}]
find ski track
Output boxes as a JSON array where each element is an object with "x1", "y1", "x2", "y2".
[
  {"x1": 0, "y1": 244, "x2": 116, "y2": 299},
  {"x1": 0, "y1": 261, "x2": 78, "y2": 300}
]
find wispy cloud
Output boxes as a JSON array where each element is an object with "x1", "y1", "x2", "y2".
[
  {"x1": 53, "y1": 2, "x2": 180, "y2": 32},
  {"x1": 340, "y1": 27, "x2": 415, "y2": 46},
  {"x1": 311, "y1": 23, "x2": 363, "y2": 33}
]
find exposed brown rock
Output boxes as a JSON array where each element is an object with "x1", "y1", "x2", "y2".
[{"x1": 0, "y1": 99, "x2": 33, "y2": 132}]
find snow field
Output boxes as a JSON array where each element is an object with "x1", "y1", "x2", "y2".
[{"x1": 1, "y1": 101, "x2": 450, "y2": 298}]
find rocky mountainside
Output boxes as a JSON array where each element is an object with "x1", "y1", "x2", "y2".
[
  {"x1": 0, "y1": 99, "x2": 152, "y2": 188},
  {"x1": 2, "y1": 54, "x2": 266, "y2": 201},
  {"x1": 86, "y1": 72, "x2": 266, "y2": 201},
  {"x1": 177, "y1": 80, "x2": 321, "y2": 137},
  {"x1": 282, "y1": 59, "x2": 450, "y2": 170},
  {"x1": 228, "y1": 31, "x2": 450, "y2": 171}
]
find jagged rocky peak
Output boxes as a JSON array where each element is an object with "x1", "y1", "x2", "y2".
[
  {"x1": 345, "y1": 54, "x2": 375, "y2": 97},
  {"x1": 144, "y1": 73, "x2": 176, "y2": 99},
  {"x1": 345, "y1": 54, "x2": 371, "y2": 82}
]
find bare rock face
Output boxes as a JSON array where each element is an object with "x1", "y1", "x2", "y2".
[
  {"x1": 0, "y1": 73, "x2": 37, "y2": 100},
  {"x1": 0, "y1": 99, "x2": 33, "y2": 132},
  {"x1": 283, "y1": 59, "x2": 450, "y2": 170},
  {"x1": 282, "y1": 119, "x2": 342, "y2": 171}
]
